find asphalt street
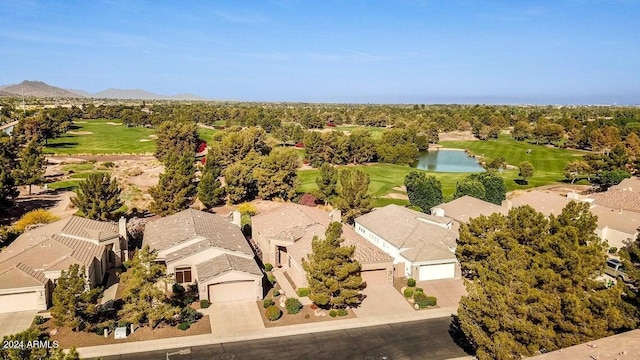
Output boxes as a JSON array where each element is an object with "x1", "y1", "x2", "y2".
[{"x1": 97, "y1": 316, "x2": 471, "y2": 360}]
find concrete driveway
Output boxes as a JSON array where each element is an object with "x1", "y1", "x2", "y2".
[
  {"x1": 354, "y1": 285, "x2": 415, "y2": 318},
  {"x1": 418, "y1": 278, "x2": 467, "y2": 308},
  {"x1": 201, "y1": 300, "x2": 264, "y2": 336},
  {"x1": 0, "y1": 310, "x2": 37, "y2": 338}
]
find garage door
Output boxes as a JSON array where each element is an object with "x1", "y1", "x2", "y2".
[
  {"x1": 419, "y1": 263, "x2": 455, "y2": 281},
  {"x1": 361, "y1": 269, "x2": 387, "y2": 287},
  {"x1": 208, "y1": 281, "x2": 255, "y2": 303},
  {"x1": 0, "y1": 292, "x2": 38, "y2": 313}
]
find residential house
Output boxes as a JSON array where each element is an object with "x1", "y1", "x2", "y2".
[
  {"x1": 354, "y1": 204, "x2": 459, "y2": 281},
  {"x1": 432, "y1": 195, "x2": 509, "y2": 224},
  {"x1": 252, "y1": 203, "x2": 394, "y2": 288},
  {"x1": 143, "y1": 209, "x2": 263, "y2": 303},
  {"x1": 503, "y1": 190, "x2": 573, "y2": 217},
  {"x1": 0, "y1": 216, "x2": 127, "y2": 313}
]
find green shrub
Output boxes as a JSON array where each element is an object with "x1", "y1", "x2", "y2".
[
  {"x1": 285, "y1": 297, "x2": 303, "y2": 314},
  {"x1": 414, "y1": 287, "x2": 424, "y2": 293},
  {"x1": 263, "y1": 298, "x2": 275, "y2": 308},
  {"x1": 274, "y1": 289, "x2": 280, "y2": 297},
  {"x1": 609, "y1": 247, "x2": 618, "y2": 254},
  {"x1": 265, "y1": 263, "x2": 274, "y2": 272},
  {"x1": 268, "y1": 274, "x2": 276, "y2": 285},
  {"x1": 329, "y1": 310, "x2": 337, "y2": 317},
  {"x1": 414, "y1": 291, "x2": 429, "y2": 308},
  {"x1": 117, "y1": 320, "x2": 130, "y2": 328},
  {"x1": 237, "y1": 202, "x2": 258, "y2": 216},
  {"x1": 265, "y1": 306, "x2": 282, "y2": 321},
  {"x1": 296, "y1": 287, "x2": 310, "y2": 297},
  {"x1": 34, "y1": 315, "x2": 46, "y2": 325},
  {"x1": 172, "y1": 283, "x2": 186, "y2": 295},
  {"x1": 102, "y1": 161, "x2": 115, "y2": 168},
  {"x1": 180, "y1": 307, "x2": 202, "y2": 325},
  {"x1": 177, "y1": 322, "x2": 190, "y2": 331},
  {"x1": 407, "y1": 278, "x2": 416, "y2": 287},
  {"x1": 337, "y1": 309, "x2": 348, "y2": 317},
  {"x1": 403, "y1": 288, "x2": 414, "y2": 298},
  {"x1": 426, "y1": 296, "x2": 437, "y2": 307},
  {"x1": 200, "y1": 299, "x2": 211, "y2": 309}
]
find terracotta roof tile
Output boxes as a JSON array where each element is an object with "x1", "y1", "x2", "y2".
[{"x1": 196, "y1": 253, "x2": 262, "y2": 283}]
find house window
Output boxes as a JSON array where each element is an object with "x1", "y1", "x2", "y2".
[{"x1": 175, "y1": 267, "x2": 192, "y2": 283}]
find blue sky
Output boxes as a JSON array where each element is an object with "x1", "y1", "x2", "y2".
[{"x1": 1, "y1": 0, "x2": 639, "y2": 104}]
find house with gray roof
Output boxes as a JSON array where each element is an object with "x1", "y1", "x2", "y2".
[
  {"x1": 354, "y1": 204, "x2": 459, "y2": 281},
  {"x1": 0, "y1": 216, "x2": 127, "y2": 313},
  {"x1": 143, "y1": 209, "x2": 263, "y2": 303},
  {"x1": 252, "y1": 203, "x2": 394, "y2": 288},
  {"x1": 432, "y1": 195, "x2": 509, "y2": 224}
]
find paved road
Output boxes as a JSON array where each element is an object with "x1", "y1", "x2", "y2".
[{"x1": 97, "y1": 317, "x2": 471, "y2": 360}]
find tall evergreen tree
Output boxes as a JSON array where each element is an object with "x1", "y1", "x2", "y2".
[
  {"x1": 468, "y1": 171, "x2": 507, "y2": 205},
  {"x1": 0, "y1": 135, "x2": 19, "y2": 211},
  {"x1": 253, "y1": 147, "x2": 299, "y2": 200},
  {"x1": 51, "y1": 264, "x2": 101, "y2": 331},
  {"x1": 456, "y1": 202, "x2": 630, "y2": 359},
  {"x1": 14, "y1": 140, "x2": 45, "y2": 195},
  {"x1": 149, "y1": 153, "x2": 197, "y2": 216},
  {"x1": 315, "y1": 162, "x2": 338, "y2": 205},
  {"x1": 197, "y1": 158, "x2": 224, "y2": 209},
  {"x1": 335, "y1": 168, "x2": 373, "y2": 224},
  {"x1": 302, "y1": 222, "x2": 363, "y2": 309},
  {"x1": 118, "y1": 246, "x2": 179, "y2": 327},
  {"x1": 404, "y1": 170, "x2": 443, "y2": 213},
  {"x1": 154, "y1": 121, "x2": 199, "y2": 163},
  {"x1": 71, "y1": 173, "x2": 123, "y2": 220},
  {"x1": 454, "y1": 177, "x2": 486, "y2": 200}
]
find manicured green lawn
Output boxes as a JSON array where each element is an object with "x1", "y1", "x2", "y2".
[
  {"x1": 44, "y1": 119, "x2": 216, "y2": 155},
  {"x1": 333, "y1": 126, "x2": 385, "y2": 139}
]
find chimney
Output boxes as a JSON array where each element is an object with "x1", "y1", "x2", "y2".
[
  {"x1": 502, "y1": 200, "x2": 512, "y2": 209},
  {"x1": 118, "y1": 217, "x2": 128, "y2": 249},
  {"x1": 232, "y1": 210, "x2": 242, "y2": 228},
  {"x1": 432, "y1": 207, "x2": 445, "y2": 217},
  {"x1": 329, "y1": 209, "x2": 341, "y2": 223}
]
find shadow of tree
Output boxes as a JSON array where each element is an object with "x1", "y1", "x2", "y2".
[
  {"x1": 514, "y1": 179, "x2": 528, "y2": 186},
  {"x1": 449, "y1": 314, "x2": 476, "y2": 356}
]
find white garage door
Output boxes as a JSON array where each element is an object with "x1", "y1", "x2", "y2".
[
  {"x1": 361, "y1": 269, "x2": 387, "y2": 287},
  {"x1": 0, "y1": 292, "x2": 38, "y2": 313},
  {"x1": 208, "y1": 281, "x2": 255, "y2": 303},
  {"x1": 419, "y1": 263, "x2": 455, "y2": 281}
]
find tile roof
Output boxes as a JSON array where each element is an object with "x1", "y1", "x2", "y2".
[
  {"x1": 589, "y1": 205, "x2": 640, "y2": 234},
  {"x1": 611, "y1": 177, "x2": 640, "y2": 193},
  {"x1": 0, "y1": 216, "x2": 112, "y2": 289},
  {"x1": 0, "y1": 263, "x2": 48, "y2": 290},
  {"x1": 507, "y1": 190, "x2": 573, "y2": 217},
  {"x1": 196, "y1": 253, "x2": 262, "y2": 283},
  {"x1": 143, "y1": 209, "x2": 252, "y2": 257},
  {"x1": 355, "y1": 204, "x2": 458, "y2": 263},
  {"x1": 589, "y1": 189, "x2": 640, "y2": 213},
  {"x1": 253, "y1": 203, "x2": 392, "y2": 264},
  {"x1": 529, "y1": 329, "x2": 640, "y2": 360},
  {"x1": 434, "y1": 195, "x2": 509, "y2": 223}
]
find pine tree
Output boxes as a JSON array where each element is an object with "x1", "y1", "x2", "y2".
[
  {"x1": 456, "y1": 202, "x2": 630, "y2": 359},
  {"x1": 0, "y1": 135, "x2": 18, "y2": 211},
  {"x1": 404, "y1": 170, "x2": 443, "y2": 213},
  {"x1": 154, "y1": 121, "x2": 199, "y2": 163},
  {"x1": 149, "y1": 153, "x2": 196, "y2": 216},
  {"x1": 197, "y1": 158, "x2": 224, "y2": 209},
  {"x1": 253, "y1": 147, "x2": 299, "y2": 200},
  {"x1": 315, "y1": 162, "x2": 338, "y2": 205},
  {"x1": 335, "y1": 168, "x2": 373, "y2": 224},
  {"x1": 468, "y1": 172, "x2": 507, "y2": 205},
  {"x1": 71, "y1": 173, "x2": 123, "y2": 220},
  {"x1": 14, "y1": 140, "x2": 45, "y2": 195},
  {"x1": 118, "y1": 245, "x2": 179, "y2": 327},
  {"x1": 51, "y1": 264, "x2": 101, "y2": 331},
  {"x1": 302, "y1": 222, "x2": 363, "y2": 309}
]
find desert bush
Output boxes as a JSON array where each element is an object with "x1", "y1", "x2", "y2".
[
  {"x1": 34, "y1": 315, "x2": 46, "y2": 325},
  {"x1": 414, "y1": 292, "x2": 429, "y2": 308},
  {"x1": 237, "y1": 202, "x2": 258, "y2": 216},
  {"x1": 12, "y1": 209, "x2": 60, "y2": 233},
  {"x1": 296, "y1": 287, "x2": 310, "y2": 297},
  {"x1": 268, "y1": 274, "x2": 276, "y2": 285},
  {"x1": 200, "y1": 299, "x2": 211, "y2": 309},
  {"x1": 404, "y1": 288, "x2": 414, "y2": 298},
  {"x1": 101, "y1": 161, "x2": 115, "y2": 168},
  {"x1": 337, "y1": 309, "x2": 348, "y2": 317},
  {"x1": 414, "y1": 287, "x2": 424, "y2": 293},
  {"x1": 274, "y1": 289, "x2": 280, "y2": 297},
  {"x1": 177, "y1": 322, "x2": 190, "y2": 331},
  {"x1": 265, "y1": 263, "x2": 274, "y2": 272},
  {"x1": 298, "y1": 193, "x2": 318, "y2": 207},
  {"x1": 609, "y1": 247, "x2": 618, "y2": 254},
  {"x1": 329, "y1": 310, "x2": 337, "y2": 317},
  {"x1": 263, "y1": 298, "x2": 275, "y2": 308},
  {"x1": 285, "y1": 297, "x2": 303, "y2": 314},
  {"x1": 265, "y1": 306, "x2": 282, "y2": 321},
  {"x1": 180, "y1": 307, "x2": 202, "y2": 325},
  {"x1": 426, "y1": 296, "x2": 437, "y2": 307},
  {"x1": 406, "y1": 278, "x2": 416, "y2": 287}
]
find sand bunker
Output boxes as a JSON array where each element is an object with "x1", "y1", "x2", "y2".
[
  {"x1": 148, "y1": 135, "x2": 158, "y2": 139},
  {"x1": 106, "y1": 122, "x2": 122, "y2": 125},
  {"x1": 139, "y1": 139, "x2": 152, "y2": 142},
  {"x1": 68, "y1": 131, "x2": 93, "y2": 135},
  {"x1": 72, "y1": 121, "x2": 88, "y2": 124},
  {"x1": 383, "y1": 193, "x2": 409, "y2": 200}
]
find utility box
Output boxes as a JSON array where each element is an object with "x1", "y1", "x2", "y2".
[{"x1": 114, "y1": 327, "x2": 127, "y2": 339}]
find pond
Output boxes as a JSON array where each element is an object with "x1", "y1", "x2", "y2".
[{"x1": 415, "y1": 149, "x2": 485, "y2": 173}]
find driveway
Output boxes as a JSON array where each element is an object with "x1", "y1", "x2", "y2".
[
  {"x1": 417, "y1": 278, "x2": 467, "y2": 308},
  {"x1": 354, "y1": 285, "x2": 415, "y2": 318},
  {"x1": 201, "y1": 300, "x2": 264, "y2": 336},
  {"x1": 0, "y1": 310, "x2": 37, "y2": 338}
]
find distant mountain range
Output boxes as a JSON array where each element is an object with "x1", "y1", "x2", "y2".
[{"x1": 0, "y1": 80, "x2": 207, "y2": 101}]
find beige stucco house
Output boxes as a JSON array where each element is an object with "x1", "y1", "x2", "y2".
[
  {"x1": 432, "y1": 195, "x2": 509, "y2": 224},
  {"x1": 252, "y1": 203, "x2": 394, "y2": 288},
  {"x1": 354, "y1": 204, "x2": 459, "y2": 281},
  {"x1": 0, "y1": 216, "x2": 127, "y2": 313},
  {"x1": 143, "y1": 209, "x2": 263, "y2": 303}
]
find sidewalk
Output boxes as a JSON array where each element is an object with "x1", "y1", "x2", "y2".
[{"x1": 78, "y1": 303, "x2": 458, "y2": 358}]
